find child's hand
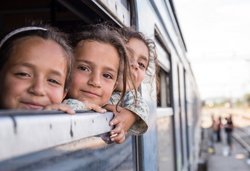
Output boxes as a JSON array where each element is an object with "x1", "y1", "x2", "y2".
[
  {"x1": 104, "y1": 104, "x2": 137, "y2": 143},
  {"x1": 110, "y1": 124, "x2": 126, "y2": 144},
  {"x1": 84, "y1": 101, "x2": 107, "y2": 113},
  {"x1": 44, "y1": 104, "x2": 75, "y2": 114}
]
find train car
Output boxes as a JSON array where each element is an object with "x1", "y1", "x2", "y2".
[{"x1": 0, "y1": 0, "x2": 201, "y2": 171}]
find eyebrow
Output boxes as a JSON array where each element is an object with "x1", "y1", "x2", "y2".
[
  {"x1": 15, "y1": 62, "x2": 65, "y2": 77},
  {"x1": 76, "y1": 59, "x2": 118, "y2": 73},
  {"x1": 127, "y1": 47, "x2": 149, "y2": 63},
  {"x1": 139, "y1": 55, "x2": 149, "y2": 63}
]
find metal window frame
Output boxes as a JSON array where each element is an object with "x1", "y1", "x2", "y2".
[{"x1": 0, "y1": 110, "x2": 113, "y2": 161}]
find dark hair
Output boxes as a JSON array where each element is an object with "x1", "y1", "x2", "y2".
[
  {"x1": 119, "y1": 27, "x2": 157, "y2": 78},
  {"x1": 0, "y1": 25, "x2": 74, "y2": 92},
  {"x1": 71, "y1": 23, "x2": 129, "y2": 107}
]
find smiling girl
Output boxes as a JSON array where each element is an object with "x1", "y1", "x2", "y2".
[{"x1": 0, "y1": 26, "x2": 73, "y2": 111}]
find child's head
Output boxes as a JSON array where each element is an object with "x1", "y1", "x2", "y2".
[
  {"x1": 0, "y1": 26, "x2": 73, "y2": 109},
  {"x1": 117, "y1": 27, "x2": 157, "y2": 90},
  {"x1": 68, "y1": 24, "x2": 129, "y2": 106}
]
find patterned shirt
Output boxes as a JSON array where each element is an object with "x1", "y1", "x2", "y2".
[
  {"x1": 63, "y1": 90, "x2": 149, "y2": 136},
  {"x1": 109, "y1": 90, "x2": 149, "y2": 135}
]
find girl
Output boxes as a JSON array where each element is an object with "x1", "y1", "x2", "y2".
[
  {"x1": 64, "y1": 24, "x2": 136, "y2": 143},
  {"x1": 0, "y1": 25, "x2": 74, "y2": 113},
  {"x1": 106, "y1": 27, "x2": 157, "y2": 136},
  {"x1": 64, "y1": 25, "x2": 157, "y2": 143}
]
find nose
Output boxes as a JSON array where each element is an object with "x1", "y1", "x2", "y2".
[
  {"x1": 130, "y1": 60, "x2": 139, "y2": 70},
  {"x1": 28, "y1": 77, "x2": 45, "y2": 96},
  {"x1": 88, "y1": 72, "x2": 101, "y2": 88}
]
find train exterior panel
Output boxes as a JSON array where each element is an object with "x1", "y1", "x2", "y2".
[{"x1": 0, "y1": 1, "x2": 201, "y2": 171}]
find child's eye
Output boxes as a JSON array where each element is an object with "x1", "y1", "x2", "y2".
[
  {"x1": 138, "y1": 62, "x2": 146, "y2": 69},
  {"x1": 48, "y1": 79, "x2": 61, "y2": 85},
  {"x1": 15, "y1": 72, "x2": 31, "y2": 78},
  {"x1": 103, "y1": 73, "x2": 113, "y2": 79},
  {"x1": 77, "y1": 65, "x2": 90, "y2": 72}
]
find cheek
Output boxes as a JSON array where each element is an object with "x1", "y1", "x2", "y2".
[
  {"x1": 48, "y1": 88, "x2": 65, "y2": 103},
  {"x1": 104, "y1": 82, "x2": 116, "y2": 96},
  {"x1": 71, "y1": 71, "x2": 86, "y2": 89},
  {"x1": 0, "y1": 79, "x2": 27, "y2": 108},
  {"x1": 136, "y1": 71, "x2": 146, "y2": 87},
  {"x1": 3, "y1": 75, "x2": 27, "y2": 97}
]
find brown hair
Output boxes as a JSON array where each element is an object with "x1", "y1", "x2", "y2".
[
  {"x1": 0, "y1": 25, "x2": 74, "y2": 92},
  {"x1": 118, "y1": 27, "x2": 159, "y2": 98},
  {"x1": 71, "y1": 23, "x2": 130, "y2": 107},
  {"x1": 119, "y1": 27, "x2": 157, "y2": 78}
]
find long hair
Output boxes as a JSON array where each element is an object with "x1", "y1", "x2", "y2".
[{"x1": 71, "y1": 23, "x2": 130, "y2": 107}]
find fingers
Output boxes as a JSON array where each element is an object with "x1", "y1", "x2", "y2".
[
  {"x1": 111, "y1": 121, "x2": 123, "y2": 134},
  {"x1": 110, "y1": 130, "x2": 126, "y2": 144},
  {"x1": 110, "y1": 117, "x2": 120, "y2": 126},
  {"x1": 109, "y1": 121, "x2": 127, "y2": 144},
  {"x1": 44, "y1": 104, "x2": 75, "y2": 114},
  {"x1": 104, "y1": 104, "x2": 121, "y2": 113},
  {"x1": 85, "y1": 102, "x2": 107, "y2": 113}
]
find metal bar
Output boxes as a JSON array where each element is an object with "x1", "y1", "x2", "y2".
[{"x1": 0, "y1": 111, "x2": 113, "y2": 161}]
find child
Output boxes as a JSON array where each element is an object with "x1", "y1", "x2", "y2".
[
  {"x1": 106, "y1": 27, "x2": 157, "y2": 136},
  {"x1": 0, "y1": 25, "x2": 74, "y2": 113},
  {"x1": 64, "y1": 25, "x2": 157, "y2": 143},
  {"x1": 63, "y1": 24, "x2": 137, "y2": 143}
]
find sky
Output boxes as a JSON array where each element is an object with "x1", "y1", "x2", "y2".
[{"x1": 174, "y1": 0, "x2": 250, "y2": 100}]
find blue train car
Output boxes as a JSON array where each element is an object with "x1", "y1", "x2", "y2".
[{"x1": 0, "y1": 1, "x2": 201, "y2": 171}]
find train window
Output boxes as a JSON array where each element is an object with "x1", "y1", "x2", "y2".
[
  {"x1": 153, "y1": 27, "x2": 175, "y2": 171},
  {"x1": 157, "y1": 68, "x2": 171, "y2": 107},
  {"x1": 154, "y1": 36, "x2": 171, "y2": 108},
  {"x1": 95, "y1": 0, "x2": 131, "y2": 26},
  {"x1": 0, "y1": 0, "x2": 82, "y2": 37},
  {"x1": 0, "y1": 0, "x2": 131, "y2": 37}
]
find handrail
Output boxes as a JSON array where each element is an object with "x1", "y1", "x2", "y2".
[{"x1": 0, "y1": 110, "x2": 113, "y2": 161}]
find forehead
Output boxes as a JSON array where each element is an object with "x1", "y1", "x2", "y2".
[
  {"x1": 12, "y1": 36, "x2": 64, "y2": 54},
  {"x1": 7, "y1": 37, "x2": 67, "y2": 69},
  {"x1": 75, "y1": 40, "x2": 120, "y2": 70},
  {"x1": 127, "y1": 38, "x2": 149, "y2": 59}
]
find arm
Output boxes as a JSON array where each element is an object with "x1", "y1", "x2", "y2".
[
  {"x1": 104, "y1": 91, "x2": 149, "y2": 144},
  {"x1": 104, "y1": 104, "x2": 137, "y2": 144},
  {"x1": 122, "y1": 90, "x2": 149, "y2": 135}
]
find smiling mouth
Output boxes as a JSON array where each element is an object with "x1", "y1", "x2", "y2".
[
  {"x1": 21, "y1": 102, "x2": 44, "y2": 110},
  {"x1": 81, "y1": 90, "x2": 101, "y2": 98}
]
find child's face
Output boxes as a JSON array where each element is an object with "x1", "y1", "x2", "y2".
[
  {"x1": 0, "y1": 37, "x2": 68, "y2": 109},
  {"x1": 68, "y1": 41, "x2": 119, "y2": 106},
  {"x1": 117, "y1": 38, "x2": 149, "y2": 91}
]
